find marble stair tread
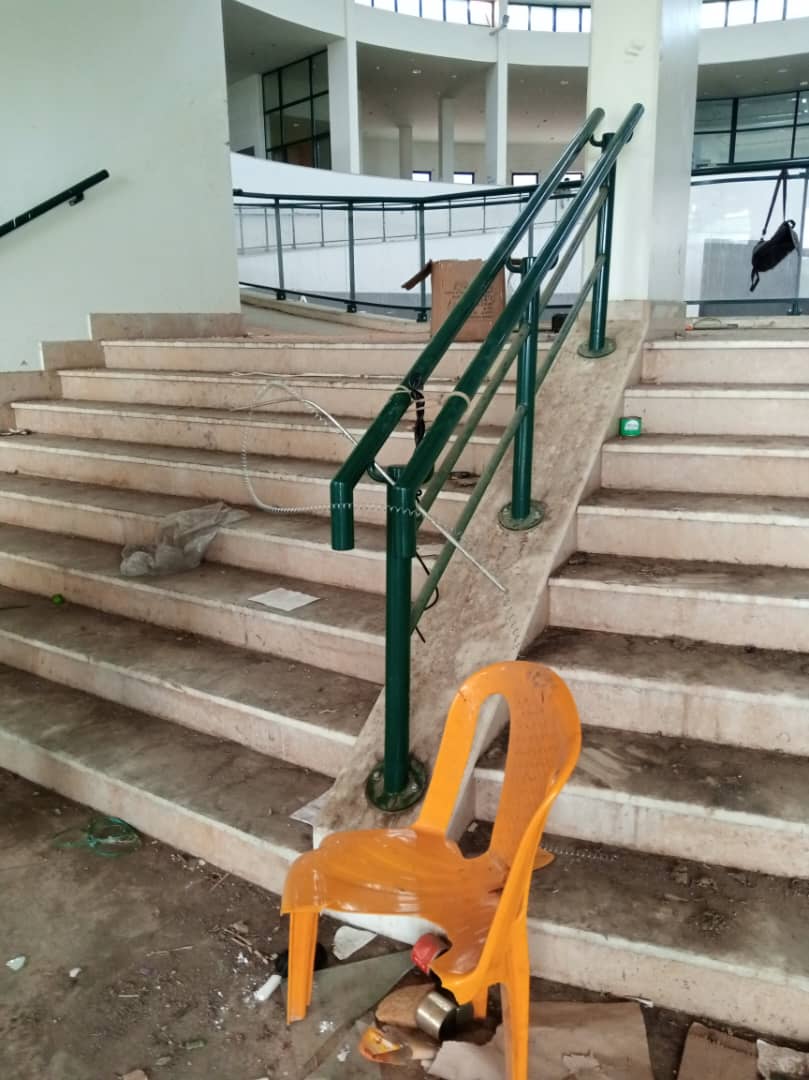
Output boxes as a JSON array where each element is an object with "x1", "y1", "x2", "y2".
[
  {"x1": 0, "y1": 584, "x2": 376, "y2": 738},
  {"x1": 0, "y1": 662, "x2": 329, "y2": 893},
  {"x1": 478, "y1": 723, "x2": 809, "y2": 828},
  {"x1": 0, "y1": 522, "x2": 385, "y2": 645},
  {"x1": 580, "y1": 488, "x2": 809, "y2": 522},
  {"x1": 525, "y1": 830, "x2": 809, "y2": 1037},
  {"x1": 604, "y1": 432, "x2": 809, "y2": 456},
  {"x1": 526, "y1": 625, "x2": 809, "y2": 706},
  {"x1": 628, "y1": 382, "x2": 809, "y2": 397},
  {"x1": 0, "y1": 433, "x2": 472, "y2": 499},
  {"x1": 0, "y1": 472, "x2": 389, "y2": 553},
  {"x1": 11, "y1": 398, "x2": 502, "y2": 442},
  {"x1": 551, "y1": 551, "x2": 809, "y2": 603}
]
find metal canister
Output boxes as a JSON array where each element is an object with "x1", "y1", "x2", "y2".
[{"x1": 415, "y1": 990, "x2": 473, "y2": 1041}]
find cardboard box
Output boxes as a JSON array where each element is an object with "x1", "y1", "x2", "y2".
[{"x1": 402, "y1": 259, "x2": 506, "y2": 343}]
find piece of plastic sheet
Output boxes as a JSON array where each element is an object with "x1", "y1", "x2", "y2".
[{"x1": 120, "y1": 502, "x2": 248, "y2": 577}]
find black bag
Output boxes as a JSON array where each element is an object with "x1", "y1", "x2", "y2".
[{"x1": 750, "y1": 169, "x2": 799, "y2": 292}]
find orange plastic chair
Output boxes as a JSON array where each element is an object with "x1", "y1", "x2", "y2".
[{"x1": 281, "y1": 660, "x2": 582, "y2": 1079}]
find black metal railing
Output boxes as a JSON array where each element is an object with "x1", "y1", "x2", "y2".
[
  {"x1": 234, "y1": 180, "x2": 582, "y2": 320},
  {"x1": 0, "y1": 171, "x2": 110, "y2": 241}
]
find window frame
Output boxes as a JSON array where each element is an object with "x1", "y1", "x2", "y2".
[{"x1": 262, "y1": 50, "x2": 330, "y2": 168}]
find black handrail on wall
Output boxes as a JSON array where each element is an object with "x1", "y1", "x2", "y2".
[{"x1": 0, "y1": 170, "x2": 110, "y2": 241}]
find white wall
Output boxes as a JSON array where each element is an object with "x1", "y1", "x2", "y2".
[
  {"x1": 228, "y1": 74, "x2": 265, "y2": 156},
  {"x1": 0, "y1": 0, "x2": 240, "y2": 372}
]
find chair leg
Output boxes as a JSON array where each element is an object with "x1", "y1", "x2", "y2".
[
  {"x1": 471, "y1": 986, "x2": 489, "y2": 1020},
  {"x1": 286, "y1": 909, "x2": 319, "y2": 1024},
  {"x1": 501, "y1": 924, "x2": 530, "y2": 1080}
]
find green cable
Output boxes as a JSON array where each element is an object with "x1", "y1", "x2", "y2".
[{"x1": 53, "y1": 815, "x2": 141, "y2": 857}]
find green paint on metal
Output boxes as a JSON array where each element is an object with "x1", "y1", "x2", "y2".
[
  {"x1": 366, "y1": 755, "x2": 428, "y2": 812},
  {"x1": 498, "y1": 500, "x2": 546, "y2": 531}
]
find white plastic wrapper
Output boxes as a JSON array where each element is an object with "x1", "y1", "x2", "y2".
[{"x1": 121, "y1": 502, "x2": 249, "y2": 577}]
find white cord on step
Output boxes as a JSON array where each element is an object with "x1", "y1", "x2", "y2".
[{"x1": 229, "y1": 373, "x2": 504, "y2": 591}]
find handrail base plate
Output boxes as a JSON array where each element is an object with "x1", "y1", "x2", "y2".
[
  {"x1": 366, "y1": 755, "x2": 428, "y2": 812},
  {"x1": 498, "y1": 500, "x2": 546, "y2": 532},
  {"x1": 578, "y1": 336, "x2": 616, "y2": 359}
]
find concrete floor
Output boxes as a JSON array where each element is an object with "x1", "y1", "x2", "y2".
[{"x1": 0, "y1": 767, "x2": 716, "y2": 1080}]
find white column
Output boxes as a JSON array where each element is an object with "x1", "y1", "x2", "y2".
[
  {"x1": 327, "y1": 8, "x2": 360, "y2": 174},
  {"x1": 438, "y1": 97, "x2": 456, "y2": 182},
  {"x1": 586, "y1": 0, "x2": 700, "y2": 307},
  {"x1": 398, "y1": 124, "x2": 413, "y2": 179},
  {"x1": 227, "y1": 74, "x2": 265, "y2": 158},
  {"x1": 484, "y1": 41, "x2": 508, "y2": 185}
]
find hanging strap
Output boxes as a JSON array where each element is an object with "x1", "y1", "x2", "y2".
[{"x1": 762, "y1": 168, "x2": 788, "y2": 237}]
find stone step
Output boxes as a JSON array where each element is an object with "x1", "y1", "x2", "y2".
[
  {"x1": 0, "y1": 663, "x2": 327, "y2": 897},
  {"x1": 0, "y1": 523, "x2": 386, "y2": 681},
  {"x1": 624, "y1": 383, "x2": 809, "y2": 437},
  {"x1": 526, "y1": 833, "x2": 809, "y2": 1041},
  {"x1": 57, "y1": 368, "x2": 516, "y2": 426},
  {"x1": 578, "y1": 489, "x2": 809, "y2": 568},
  {"x1": 4, "y1": 664, "x2": 806, "y2": 1039},
  {"x1": 643, "y1": 338, "x2": 809, "y2": 385},
  {"x1": 0, "y1": 586, "x2": 373, "y2": 774},
  {"x1": 100, "y1": 338, "x2": 521, "y2": 380},
  {"x1": 601, "y1": 434, "x2": 809, "y2": 497},
  {"x1": 549, "y1": 553, "x2": 809, "y2": 653},
  {"x1": 475, "y1": 725, "x2": 809, "y2": 878},
  {"x1": 0, "y1": 435, "x2": 468, "y2": 531},
  {"x1": 526, "y1": 626, "x2": 809, "y2": 755},
  {"x1": 11, "y1": 399, "x2": 496, "y2": 474},
  {"x1": 0, "y1": 474, "x2": 393, "y2": 595}
]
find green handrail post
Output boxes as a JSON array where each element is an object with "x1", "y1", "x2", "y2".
[
  {"x1": 366, "y1": 468, "x2": 427, "y2": 811},
  {"x1": 579, "y1": 133, "x2": 617, "y2": 359},
  {"x1": 500, "y1": 261, "x2": 543, "y2": 531}
]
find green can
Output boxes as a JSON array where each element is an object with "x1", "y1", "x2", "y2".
[{"x1": 619, "y1": 416, "x2": 642, "y2": 438}]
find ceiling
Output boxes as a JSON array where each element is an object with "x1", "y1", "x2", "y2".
[
  {"x1": 222, "y1": 0, "x2": 336, "y2": 83},
  {"x1": 697, "y1": 55, "x2": 809, "y2": 99}
]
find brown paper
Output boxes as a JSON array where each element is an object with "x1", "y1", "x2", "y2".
[
  {"x1": 429, "y1": 260, "x2": 506, "y2": 342},
  {"x1": 677, "y1": 1023, "x2": 756, "y2": 1080}
]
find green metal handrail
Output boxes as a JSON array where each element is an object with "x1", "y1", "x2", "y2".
[{"x1": 330, "y1": 103, "x2": 644, "y2": 810}]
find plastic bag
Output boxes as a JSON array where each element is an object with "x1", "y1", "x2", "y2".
[{"x1": 120, "y1": 502, "x2": 249, "y2": 577}]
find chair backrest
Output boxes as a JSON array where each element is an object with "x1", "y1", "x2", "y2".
[{"x1": 417, "y1": 661, "x2": 581, "y2": 868}]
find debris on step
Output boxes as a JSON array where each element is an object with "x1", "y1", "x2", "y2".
[
  {"x1": 291, "y1": 790, "x2": 330, "y2": 827},
  {"x1": 5, "y1": 955, "x2": 26, "y2": 972},
  {"x1": 332, "y1": 926, "x2": 376, "y2": 961},
  {"x1": 286, "y1": 952, "x2": 413, "y2": 1077},
  {"x1": 415, "y1": 990, "x2": 473, "y2": 1041},
  {"x1": 358, "y1": 1023, "x2": 437, "y2": 1066},
  {"x1": 253, "y1": 973, "x2": 282, "y2": 1003},
  {"x1": 249, "y1": 587, "x2": 319, "y2": 611},
  {"x1": 69, "y1": 967, "x2": 81, "y2": 979},
  {"x1": 122, "y1": 1071, "x2": 149, "y2": 1080},
  {"x1": 53, "y1": 814, "x2": 141, "y2": 857},
  {"x1": 375, "y1": 982, "x2": 434, "y2": 1027},
  {"x1": 121, "y1": 502, "x2": 248, "y2": 577},
  {"x1": 758, "y1": 1038, "x2": 809, "y2": 1078},
  {"x1": 302, "y1": 1020, "x2": 384, "y2": 1078},
  {"x1": 427, "y1": 1039, "x2": 502, "y2": 1080},
  {"x1": 676, "y1": 1023, "x2": 756, "y2": 1079}
]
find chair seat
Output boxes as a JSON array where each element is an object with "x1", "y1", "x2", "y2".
[{"x1": 282, "y1": 826, "x2": 508, "y2": 976}]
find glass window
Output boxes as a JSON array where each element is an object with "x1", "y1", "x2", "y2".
[
  {"x1": 581, "y1": 6, "x2": 591, "y2": 30},
  {"x1": 695, "y1": 99, "x2": 733, "y2": 132},
  {"x1": 286, "y1": 142, "x2": 314, "y2": 168},
  {"x1": 738, "y1": 93, "x2": 797, "y2": 129},
  {"x1": 311, "y1": 52, "x2": 328, "y2": 96},
  {"x1": 530, "y1": 6, "x2": 554, "y2": 29},
  {"x1": 563, "y1": 170, "x2": 583, "y2": 182},
  {"x1": 454, "y1": 171, "x2": 475, "y2": 184},
  {"x1": 282, "y1": 100, "x2": 312, "y2": 143},
  {"x1": 412, "y1": 170, "x2": 432, "y2": 182},
  {"x1": 727, "y1": 0, "x2": 755, "y2": 23},
  {"x1": 421, "y1": 0, "x2": 445, "y2": 17},
  {"x1": 263, "y1": 72, "x2": 280, "y2": 112},
  {"x1": 794, "y1": 126, "x2": 809, "y2": 156},
  {"x1": 756, "y1": 0, "x2": 786, "y2": 19},
  {"x1": 798, "y1": 94, "x2": 809, "y2": 124},
  {"x1": 507, "y1": 4, "x2": 530, "y2": 29},
  {"x1": 445, "y1": 0, "x2": 468, "y2": 22},
  {"x1": 265, "y1": 111, "x2": 282, "y2": 150},
  {"x1": 734, "y1": 126, "x2": 795, "y2": 162},
  {"x1": 787, "y1": 0, "x2": 809, "y2": 15},
  {"x1": 373, "y1": 0, "x2": 396, "y2": 8},
  {"x1": 281, "y1": 59, "x2": 310, "y2": 105},
  {"x1": 555, "y1": 6, "x2": 581, "y2": 31},
  {"x1": 397, "y1": 0, "x2": 421, "y2": 14},
  {"x1": 470, "y1": 1, "x2": 495, "y2": 24},
  {"x1": 312, "y1": 94, "x2": 329, "y2": 136},
  {"x1": 692, "y1": 131, "x2": 731, "y2": 168},
  {"x1": 315, "y1": 135, "x2": 332, "y2": 171},
  {"x1": 512, "y1": 171, "x2": 539, "y2": 185},
  {"x1": 701, "y1": 1, "x2": 727, "y2": 27}
]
